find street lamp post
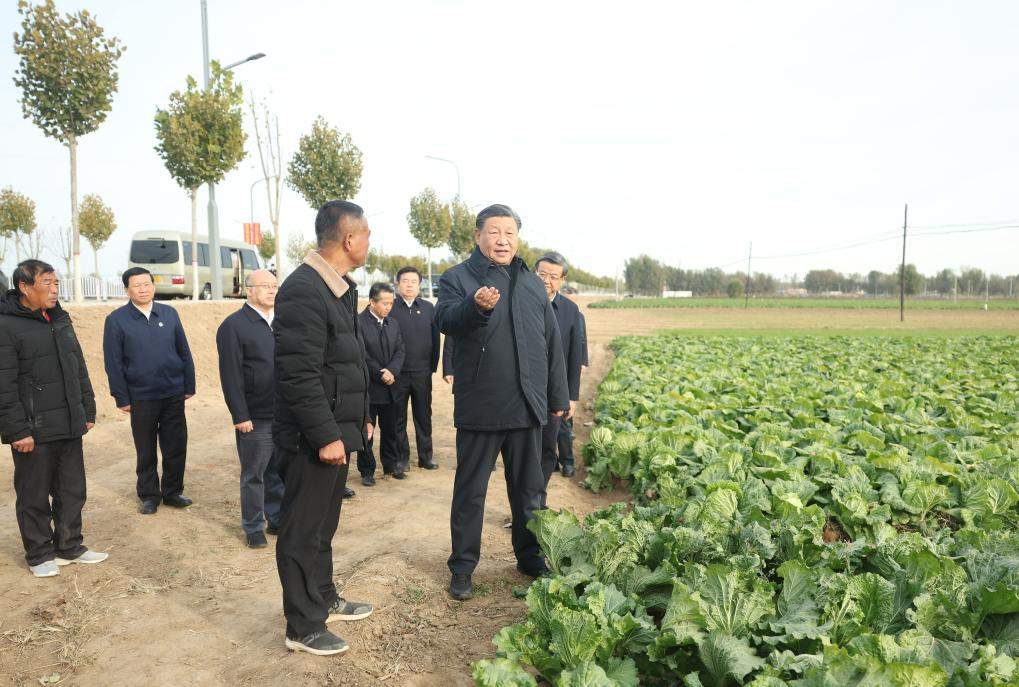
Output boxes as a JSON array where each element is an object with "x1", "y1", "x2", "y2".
[
  {"x1": 201, "y1": 0, "x2": 264, "y2": 298},
  {"x1": 424, "y1": 155, "x2": 461, "y2": 198},
  {"x1": 249, "y1": 174, "x2": 278, "y2": 269}
]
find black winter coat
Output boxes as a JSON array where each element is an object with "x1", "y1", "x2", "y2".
[
  {"x1": 0, "y1": 292, "x2": 96, "y2": 444},
  {"x1": 358, "y1": 308, "x2": 405, "y2": 405},
  {"x1": 216, "y1": 304, "x2": 276, "y2": 424},
  {"x1": 273, "y1": 261, "x2": 370, "y2": 455},
  {"x1": 435, "y1": 247, "x2": 569, "y2": 430}
]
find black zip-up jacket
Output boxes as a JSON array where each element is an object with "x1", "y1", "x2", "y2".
[
  {"x1": 216, "y1": 304, "x2": 276, "y2": 424},
  {"x1": 358, "y1": 308, "x2": 405, "y2": 405},
  {"x1": 551, "y1": 294, "x2": 585, "y2": 402},
  {"x1": 435, "y1": 247, "x2": 569, "y2": 431},
  {"x1": 0, "y1": 291, "x2": 96, "y2": 444},
  {"x1": 273, "y1": 258, "x2": 370, "y2": 455},
  {"x1": 390, "y1": 296, "x2": 439, "y2": 373}
]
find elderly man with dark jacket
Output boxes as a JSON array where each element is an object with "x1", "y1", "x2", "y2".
[
  {"x1": 0, "y1": 260, "x2": 107, "y2": 577},
  {"x1": 435, "y1": 203, "x2": 569, "y2": 601},
  {"x1": 357, "y1": 282, "x2": 406, "y2": 485},
  {"x1": 216, "y1": 269, "x2": 284, "y2": 549},
  {"x1": 273, "y1": 200, "x2": 375, "y2": 657}
]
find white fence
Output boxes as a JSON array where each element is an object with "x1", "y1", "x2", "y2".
[{"x1": 57, "y1": 275, "x2": 127, "y2": 301}]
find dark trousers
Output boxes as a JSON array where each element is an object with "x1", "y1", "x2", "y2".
[
  {"x1": 130, "y1": 396, "x2": 188, "y2": 501},
  {"x1": 393, "y1": 370, "x2": 433, "y2": 467},
  {"x1": 236, "y1": 420, "x2": 284, "y2": 534},
  {"x1": 557, "y1": 416, "x2": 575, "y2": 467},
  {"x1": 275, "y1": 446, "x2": 349, "y2": 637},
  {"x1": 539, "y1": 414, "x2": 563, "y2": 508},
  {"x1": 12, "y1": 438, "x2": 88, "y2": 566},
  {"x1": 448, "y1": 426, "x2": 545, "y2": 576},
  {"x1": 357, "y1": 403, "x2": 400, "y2": 477}
]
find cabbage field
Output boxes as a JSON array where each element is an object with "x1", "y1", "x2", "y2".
[{"x1": 473, "y1": 334, "x2": 1019, "y2": 687}]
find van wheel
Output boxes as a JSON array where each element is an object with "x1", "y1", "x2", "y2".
[{"x1": 200, "y1": 283, "x2": 212, "y2": 300}]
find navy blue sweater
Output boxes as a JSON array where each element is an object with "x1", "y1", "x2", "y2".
[
  {"x1": 216, "y1": 304, "x2": 275, "y2": 423},
  {"x1": 103, "y1": 302, "x2": 196, "y2": 406}
]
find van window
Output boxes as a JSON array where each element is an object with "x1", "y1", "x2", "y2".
[
  {"x1": 130, "y1": 239, "x2": 179, "y2": 264},
  {"x1": 198, "y1": 243, "x2": 210, "y2": 267},
  {"x1": 241, "y1": 249, "x2": 259, "y2": 270},
  {"x1": 221, "y1": 247, "x2": 233, "y2": 268}
]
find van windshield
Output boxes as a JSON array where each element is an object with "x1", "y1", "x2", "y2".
[{"x1": 130, "y1": 239, "x2": 179, "y2": 264}]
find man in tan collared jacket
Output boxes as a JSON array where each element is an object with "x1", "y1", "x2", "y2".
[{"x1": 272, "y1": 200, "x2": 376, "y2": 657}]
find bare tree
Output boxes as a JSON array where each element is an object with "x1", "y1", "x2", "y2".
[{"x1": 249, "y1": 94, "x2": 285, "y2": 276}]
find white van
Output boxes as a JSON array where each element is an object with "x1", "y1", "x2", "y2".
[{"x1": 128, "y1": 230, "x2": 262, "y2": 299}]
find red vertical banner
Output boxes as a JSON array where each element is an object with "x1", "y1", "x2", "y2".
[
  {"x1": 243, "y1": 222, "x2": 252, "y2": 244},
  {"x1": 253, "y1": 222, "x2": 262, "y2": 245}
]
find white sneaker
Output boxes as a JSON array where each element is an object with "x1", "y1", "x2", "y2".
[
  {"x1": 55, "y1": 550, "x2": 109, "y2": 566},
  {"x1": 30, "y1": 560, "x2": 59, "y2": 577}
]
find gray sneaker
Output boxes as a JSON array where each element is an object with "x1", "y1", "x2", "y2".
[
  {"x1": 55, "y1": 550, "x2": 109, "y2": 566},
  {"x1": 285, "y1": 630, "x2": 349, "y2": 656},
  {"x1": 30, "y1": 560, "x2": 59, "y2": 578},
  {"x1": 326, "y1": 597, "x2": 373, "y2": 623}
]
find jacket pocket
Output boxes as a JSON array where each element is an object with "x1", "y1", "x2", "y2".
[
  {"x1": 473, "y1": 346, "x2": 486, "y2": 383},
  {"x1": 330, "y1": 375, "x2": 342, "y2": 411}
]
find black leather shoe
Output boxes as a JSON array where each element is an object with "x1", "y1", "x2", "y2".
[
  {"x1": 361, "y1": 474, "x2": 376, "y2": 486},
  {"x1": 516, "y1": 562, "x2": 553, "y2": 579},
  {"x1": 265, "y1": 523, "x2": 279, "y2": 536},
  {"x1": 561, "y1": 464, "x2": 576, "y2": 477},
  {"x1": 418, "y1": 459, "x2": 439, "y2": 470},
  {"x1": 246, "y1": 531, "x2": 268, "y2": 548},
  {"x1": 163, "y1": 494, "x2": 193, "y2": 508},
  {"x1": 449, "y1": 573, "x2": 472, "y2": 600},
  {"x1": 342, "y1": 487, "x2": 356, "y2": 499},
  {"x1": 390, "y1": 470, "x2": 406, "y2": 480},
  {"x1": 139, "y1": 500, "x2": 159, "y2": 515}
]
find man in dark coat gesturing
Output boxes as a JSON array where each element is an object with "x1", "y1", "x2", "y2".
[
  {"x1": 273, "y1": 200, "x2": 375, "y2": 656},
  {"x1": 357, "y1": 282, "x2": 405, "y2": 485},
  {"x1": 0, "y1": 260, "x2": 107, "y2": 577},
  {"x1": 435, "y1": 203, "x2": 569, "y2": 601}
]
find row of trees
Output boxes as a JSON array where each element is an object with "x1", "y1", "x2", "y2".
[
  {"x1": 625, "y1": 254, "x2": 1019, "y2": 298},
  {"x1": 0, "y1": 186, "x2": 116, "y2": 281}
]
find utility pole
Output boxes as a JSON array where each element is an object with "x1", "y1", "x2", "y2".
[
  {"x1": 744, "y1": 241, "x2": 752, "y2": 308},
  {"x1": 954, "y1": 274, "x2": 958, "y2": 303},
  {"x1": 899, "y1": 204, "x2": 907, "y2": 322}
]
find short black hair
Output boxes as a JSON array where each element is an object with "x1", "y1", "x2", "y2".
[
  {"x1": 475, "y1": 203, "x2": 521, "y2": 231},
  {"x1": 369, "y1": 282, "x2": 395, "y2": 301},
  {"x1": 535, "y1": 251, "x2": 569, "y2": 278},
  {"x1": 13, "y1": 259, "x2": 55, "y2": 291},
  {"x1": 396, "y1": 266, "x2": 422, "y2": 283},
  {"x1": 122, "y1": 266, "x2": 153, "y2": 288},
  {"x1": 315, "y1": 200, "x2": 365, "y2": 247}
]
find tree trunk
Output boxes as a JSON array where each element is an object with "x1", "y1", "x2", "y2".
[
  {"x1": 427, "y1": 246, "x2": 433, "y2": 299},
  {"x1": 191, "y1": 189, "x2": 200, "y2": 299},
  {"x1": 93, "y1": 243, "x2": 103, "y2": 301},
  {"x1": 14, "y1": 232, "x2": 21, "y2": 263},
  {"x1": 69, "y1": 136, "x2": 83, "y2": 303}
]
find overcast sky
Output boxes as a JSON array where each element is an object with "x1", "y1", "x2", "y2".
[{"x1": 2, "y1": 0, "x2": 1018, "y2": 281}]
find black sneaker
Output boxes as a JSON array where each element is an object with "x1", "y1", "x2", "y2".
[
  {"x1": 246, "y1": 531, "x2": 268, "y2": 548},
  {"x1": 516, "y1": 562, "x2": 553, "y2": 579},
  {"x1": 342, "y1": 487, "x2": 356, "y2": 499},
  {"x1": 561, "y1": 464, "x2": 576, "y2": 477},
  {"x1": 449, "y1": 573, "x2": 473, "y2": 600},
  {"x1": 285, "y1": 630, "x2": 349, "y2": 656},
  {"x1": 361, "y1": 474, "x2": 376, "y2": 486},
  {"x1": 327, "y1": 597, "x2": 373, "y2": 623},
  {"x1": 266, "y1": 523, "x2": 279, "y2": 536}
]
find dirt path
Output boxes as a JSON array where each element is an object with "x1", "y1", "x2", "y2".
[{"x1": 1, "y1": 300, "x2": 1015, "y2": 685}]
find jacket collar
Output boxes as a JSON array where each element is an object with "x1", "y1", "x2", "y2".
[
  {"x1": 467, "y1": 246, "x2": 528, "y2": 275},
  {"x1": 127, "y1": 301, "x2": 161, "y2": 320},
  {"x1": 0, "y1": 291, "x2": 68, "y2": 322},
  {"x1": 303, "y1": 250, "x2": 355, "y2": 298}
]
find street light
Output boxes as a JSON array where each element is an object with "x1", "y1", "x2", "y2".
[
  {"x1": 249, "y1": 175, "x2": 278, "y2": 271},
  {"x1": 424, "y1": 155, "x2": 461, "y2": 198},
  {"x1": 201, "y1": 0, "x2": 264, "y2": 299}
]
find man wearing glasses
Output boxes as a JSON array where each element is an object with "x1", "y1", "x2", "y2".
[
  {"x1": 216, "y1": 270, "x2": 284, "y2": 548},
  {"x1": 534, "y1": 253, "x2": 585, "y2": 490}
]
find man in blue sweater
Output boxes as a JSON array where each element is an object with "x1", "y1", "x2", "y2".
[{"x1": 103, "y1": 267, "x2": 196, "y2": 514}]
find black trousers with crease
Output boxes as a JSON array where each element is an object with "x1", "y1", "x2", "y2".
[{"x1": 130, "y1": 396, "x2": 188, "y2": 501}]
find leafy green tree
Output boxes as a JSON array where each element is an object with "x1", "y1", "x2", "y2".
[
  {"x1": 448, "y1": 196, "x2": 476, "y2": 261},
  {"x1": 258, "y1": 229, "x2": 276, "y2": 265},
  {"x1": 287, "y1": 116, "x2": 363, "y2": 208},
  {"x1": 624, "y1": 254, "x2": 665, "y2": 296},
  {"x1": 407, "y1": 187, "x2": 451, "y2": 297},
  {"x1": 155, "y1": 63, "x2": 247, "y2": 299},
  {"x1": 13, "y1": 0, "x2": 125, "y2": 302},
  {"x1": 727, "y1": 279, "x2": 744, "y2": 298},
  {"x1": 78, "y1": 193, "x2": 115, "y2": 298},
  {"x1": 894, "y1": 263, "x2": 925, "y2": 296},
  {"x1": 0, "y1": 187, "x2": 37, "y2": 263},
  {"x1": 285, "y1": 233, "x2": 316, "y2": 267}
]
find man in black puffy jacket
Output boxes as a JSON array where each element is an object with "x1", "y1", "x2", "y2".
[
  {"x1": 0, "y1": 260, "x2": 108, "y2": 578},
  {"x1": 272, "y1": 201, "x2": 375, "y2": 657},
  {"x1": 435, "y1": 204, "x2": 569, "y2": 601}
]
